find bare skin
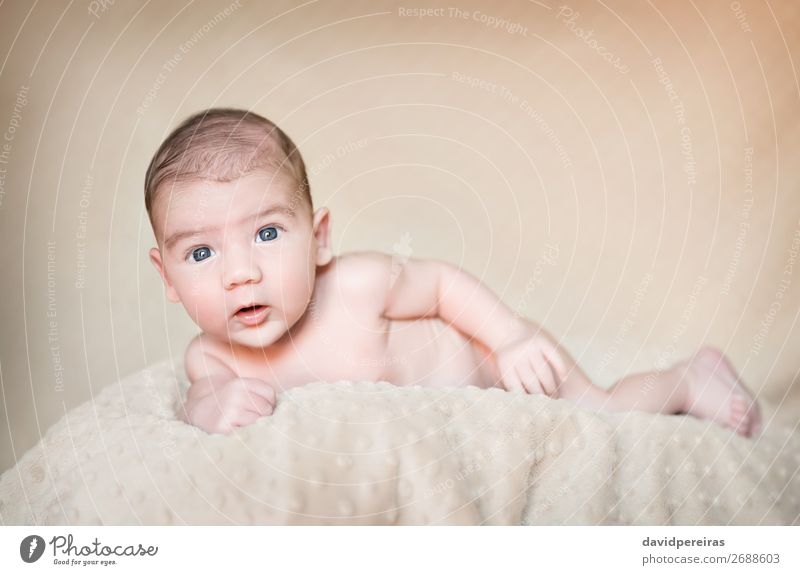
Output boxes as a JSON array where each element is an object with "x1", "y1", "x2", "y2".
[{"x1": 148, "y1": 171, "x2": 761, "y2": 437}]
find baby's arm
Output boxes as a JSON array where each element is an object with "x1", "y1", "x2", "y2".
[
  {"x1": 360, "y1": 252, "x2": 569, "y2": 395},
  {"x1": 181, "y1": 335, "x2": 276, "y2": 434}
]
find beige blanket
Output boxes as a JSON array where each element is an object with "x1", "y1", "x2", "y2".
[{"x1": 1, "y1": 360, "x2": 798, "y2": 525}]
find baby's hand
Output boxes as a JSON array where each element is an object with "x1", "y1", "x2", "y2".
[
  {"x1": 184, "y1": 377, "x2": 277, "y2": 434},
  {"x1": 493, "y1": 331, "x2": 568, "y2": 397}
]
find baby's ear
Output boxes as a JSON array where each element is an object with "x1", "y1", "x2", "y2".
[
  {"x1": 149, "y1": 247, "x2": 180, "y2": 303},
  {"x1": 312, "y1": 207, "x2": 333, "y2": 266}
]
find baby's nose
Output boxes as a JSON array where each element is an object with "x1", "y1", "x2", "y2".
[{"x1": 222, "y1": 254, "x2": 263, "y2": 289}]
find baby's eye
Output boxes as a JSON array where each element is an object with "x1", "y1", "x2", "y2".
[
  {"x1": 189, "y1": 246, "x2": 214, "y2": 262},
  {"x1": 256, "y1": 226, "x2": 280, "y2": 243}
]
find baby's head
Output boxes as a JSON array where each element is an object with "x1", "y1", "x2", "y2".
[{"x1": 146, "y1": 108, "x2": 332, "y2": 348}]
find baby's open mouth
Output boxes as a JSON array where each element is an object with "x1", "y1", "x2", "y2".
[{"x1": 234, "y1": 304, "x2": 270, "y2": 326}]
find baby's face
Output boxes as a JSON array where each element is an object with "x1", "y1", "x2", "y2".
[{"x1": 149, "y1": 170, "x2": 331, "y2": 348}]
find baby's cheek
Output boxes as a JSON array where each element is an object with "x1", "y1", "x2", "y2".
[
  {"x1": 281, "y1": 264, "x2": 314, "y2": 306},
  {"x1": 186, "y1": 287, "x2": 226, "y2": 329}
]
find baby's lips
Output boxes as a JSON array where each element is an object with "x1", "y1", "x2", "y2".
[
  {"x1": 231, "y1": 302, "x2": 263, "y2": 315},
  {"x1": 233, "y1": 304, "x2": 271, "y2": 327}
]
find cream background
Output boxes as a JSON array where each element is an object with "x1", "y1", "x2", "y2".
[{"x1": 0, "y1": 0, "x2": 798, "y2": 474}]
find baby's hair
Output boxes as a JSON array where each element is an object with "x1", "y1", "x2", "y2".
[{"x1": 144, "y1": 108, "x2": 310, "y2": 228}]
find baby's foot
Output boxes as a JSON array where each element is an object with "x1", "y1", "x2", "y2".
[{"x1": 678, "y1": 346, "x2": 761, "y2": 437}]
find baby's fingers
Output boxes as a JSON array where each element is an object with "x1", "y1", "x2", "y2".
[
  {"x1": 226, "y1": 410, "x2": 263, "y2": 433},
  {"x1": 516, "y1": 362, "x2": 544, "y2": 395},
  {"x1": 541, "y1": 342, "x2": 568, "y2": 381},
  {"x1": 530, "y1": 355, "x2": 557, "y2": 397},
  {"x1": 238, "y1": 379, "x2": 278, "y2": 405},
  {"x1": 501, "y1": 367, "x2": 525, "y2": 394},
  {"x1": 240, "y1": 392, "x2": 275, "y2": 416}
]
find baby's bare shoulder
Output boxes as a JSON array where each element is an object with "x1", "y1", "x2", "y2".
[
  {"x1": 325, "y1": 251, "x2": 394, "y2": 310},
  {"x1": 333, "y1": 250, "x2": 391, "y2": 267},
  {"x1": 330, "y1": 251, "x2": 393, "y2": 285},
  {"x1": 184, "y1": 332, "x2": 235, "y2": 381}
]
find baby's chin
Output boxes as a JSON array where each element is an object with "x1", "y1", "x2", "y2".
[{"x1": 223, "y1": 321, "x2": 292, "y2": 349}]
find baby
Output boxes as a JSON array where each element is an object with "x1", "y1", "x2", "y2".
[{"x1": 145, "y1": 108, "x2": 761, "y2": 437}]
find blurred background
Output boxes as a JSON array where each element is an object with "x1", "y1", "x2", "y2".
[{"x1": 1, "y1": 0, "x2": 798, "y2": 473}]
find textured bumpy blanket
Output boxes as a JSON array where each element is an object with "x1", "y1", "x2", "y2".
[{"x1": 1, "y1": 359, "x2": 798, "y2": 525}]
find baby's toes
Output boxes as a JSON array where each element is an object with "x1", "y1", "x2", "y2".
[
  {"x1": 735, "y1": 411, "x2": 752, "y2": 437},
  {"x1": 743, "y1": 401, "x2": 761, "y2": 437},
  {"x1": 749, "y1": 406, "x2": 762, "y2": 436},
  {"x1": 729, "y1": 395, "x2": 748, "y2": 433}
]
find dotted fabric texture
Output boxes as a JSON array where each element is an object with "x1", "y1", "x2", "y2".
[{"x1": 1, "y1": 360, "x2": 798, "y2": 525}]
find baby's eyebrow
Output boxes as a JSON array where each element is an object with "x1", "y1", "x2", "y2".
[{"x1": 164, "y1": 204, "x2": 295, "y2": 251}]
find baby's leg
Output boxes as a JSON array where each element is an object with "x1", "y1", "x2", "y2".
[{"x1": 558, "y1": 345, "x2": 760, "y2": 437}]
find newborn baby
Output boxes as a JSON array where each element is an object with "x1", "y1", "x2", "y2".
[{"x1": 145, "y1": 108, "x2": 761, "y2": 437}]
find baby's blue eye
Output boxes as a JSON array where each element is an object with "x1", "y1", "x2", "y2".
[
  {"x1": 190, "y1": 246, "x2": 214, "y2": 262},
  {"x1": 256, "y1": 226, "x2": 280, "y2": 242}
]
